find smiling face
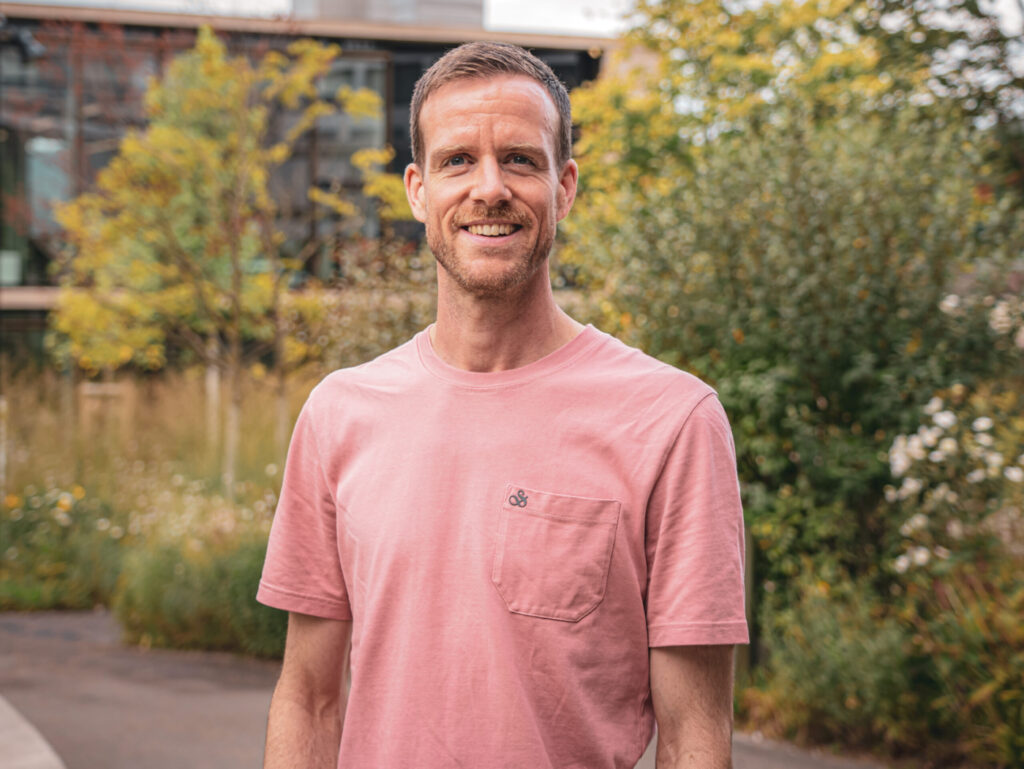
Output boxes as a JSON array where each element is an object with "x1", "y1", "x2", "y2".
[{"x1": 404, "y1": 75, "x2": 578, "y2": 300}]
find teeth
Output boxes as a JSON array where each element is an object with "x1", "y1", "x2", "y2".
[{"x1": 467, "y1": 223, "x2": 515, "y2": 236}]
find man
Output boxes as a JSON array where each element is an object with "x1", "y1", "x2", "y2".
[{"x1": 258, "y1": 42, "x2": 748, "y2": 769}]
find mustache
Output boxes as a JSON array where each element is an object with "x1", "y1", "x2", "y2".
[{"x1": 452, "y1": 206, "x2": 530, "y2": 229}]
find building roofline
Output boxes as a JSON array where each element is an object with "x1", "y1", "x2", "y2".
[{"x1": 0, "y1": 2, "x2": 614, "y2": 51}]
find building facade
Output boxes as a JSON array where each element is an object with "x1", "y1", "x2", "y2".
[{"x1": 0, "y1": 2, "x2": 606, "y2": 356}]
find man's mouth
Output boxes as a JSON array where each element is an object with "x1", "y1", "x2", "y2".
[{"x1": 463, "y1": 223, "x2": 521, "y2": 237}]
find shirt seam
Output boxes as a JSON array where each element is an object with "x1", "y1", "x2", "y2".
[{"x1": 258, "y1": 579, "x2": 352, "y2": 611}]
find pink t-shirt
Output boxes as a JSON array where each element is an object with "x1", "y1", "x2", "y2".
[{"x1": 258, "y1": 325, "x2": 748, "y2": 769}]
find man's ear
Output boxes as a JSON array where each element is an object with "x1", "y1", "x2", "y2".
[
  {"x1": 404, "y1": 163, "x2": 427, "y2": 223},
  {"x1": 556, "y1": 159, "x2": 579, "y2": 222}
]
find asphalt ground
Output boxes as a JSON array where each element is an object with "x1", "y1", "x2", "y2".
[{"x1": 0, "y1": 610, "x2": 889, "y2": 769}]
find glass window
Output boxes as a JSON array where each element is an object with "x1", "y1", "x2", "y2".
[{"x1": 0, "y1": 23, "x2": 71, "y2": 286}]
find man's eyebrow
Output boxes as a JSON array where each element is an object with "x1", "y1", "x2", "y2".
[
  {"x1": 502, "y1": 143, "x2": 546, "y2": 158},
  {"x1": 429, "y1": 144, "x2": 472, "y2": 163}
]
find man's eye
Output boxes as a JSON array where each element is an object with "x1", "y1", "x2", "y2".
[
  {"x1": 447, "y1": 155, "x2": 467, "y2": 167},
  {"x1": 509, "y1": 154, "x2": 532, "y2": 165}
]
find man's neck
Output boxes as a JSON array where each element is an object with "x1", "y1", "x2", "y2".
[{"x1": 430, "y1": 271, "x2": 584, "y2": 373}]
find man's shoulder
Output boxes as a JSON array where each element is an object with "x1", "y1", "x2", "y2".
[
  {"x1": 584, "y1": 328, "x2": 717, "y2": 417},
  {"x1": 305, "y1": 332, "x2": 423, "y2": 408}
]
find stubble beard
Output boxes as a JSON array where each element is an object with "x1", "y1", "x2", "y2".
[{"x1": 428, "y1": 208, "x2": 555, "y2": 300}]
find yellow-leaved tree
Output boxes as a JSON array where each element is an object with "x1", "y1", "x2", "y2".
[{"x1": 51, "y1": 27, "x2": 405, "y2": 497}]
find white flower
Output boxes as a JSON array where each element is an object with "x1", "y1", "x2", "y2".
[
  {"x1": 1005, "y1": 466, "x2": 1024, "y2": 483},
  {"x1": 920, "y1": 426, "x2": 942, "y2": 448},
  {"x1": 972, "y1": 416, "x2": 994, "y2": 432},
  {"x1": 947, "y1": 519, "x2": 965, "y2": 539},
  {"x1": 966, "y1": 469, "x2": 987, "y2": 483},
  {"x1": 985, "y1": 451, "x2": 1004, "y2": 468},
  {"x1": 934, "y1": 546, "x2": 951, "y2": 560},
  {"x1": 1015, "y1": 326, "x2": 1024, "y2": 350},
  {"x1": 265, "y1": 464, "x2": 279, "y2": 477},
  {"x1": 939, "y1": 437, "x2": 958, "y2": 454},
  {"x1": 907, "y1": 435, "x2": 927, "y2": 460},
  {"x1": 929, "y1": 450, "x2": 946, "y2": 463},
  {"x1": 911, "y1": 546, "x2": 931, "y2": 566},
  {"x1": 899, "y1": 477, "x2": 923, "y2": 499},
  {"x1": 933, "y1": 411, "x2": 957, "y2": 429},
  {"x1": 977, "y1": 433, "x2": 994, "y2": 447},
  {"x1": 95, "y1": 517, "x2": 110, "y2": 531},
  {"x1": 53, "y1": 511, "x2": 71, "y2": 527},
  {"x1": 894, "y1": 554, "x2": 910, "y2": 573},
  {"x1": 924, "y1": 397, "x2": 944, "y2": 415},
  {"x1": 938, "y1": 295, "x2": 960, "y2": 315},
  {"x1": 989, "y1": 300, "x2": 1013, "y2": 334},
  {"x1": 890, "y1": 437, "x2": 912, "y2": 477},
  {"x1": 884, "y1": 485, "x2": 899, "y2": 503},
  {"x1": 900, "y1": 512, "x2": 928, "y2": 537}
]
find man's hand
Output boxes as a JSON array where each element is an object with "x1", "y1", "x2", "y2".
[
  {"x1": 650, "y1": 644, "x2": 735, "y2": 769},
  {"x1": 264, "y1": 612, "x2": 352, "y2": 769}
]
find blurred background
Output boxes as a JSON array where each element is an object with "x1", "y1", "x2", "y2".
[{"x1": 0, "y1": 0, "x2": 1022, "y2": 767}]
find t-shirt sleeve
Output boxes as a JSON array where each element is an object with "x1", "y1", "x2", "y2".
[
  {"x1": 645, "y1": 393, "x2": 749, "y2": 646},
  {"x1": 257, "y1": 392, "x2": 352, "y2": 620}
]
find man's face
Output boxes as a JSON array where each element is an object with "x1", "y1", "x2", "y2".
[{"x1": 404, "y1": 75, "x2": 578, "y2": 299}]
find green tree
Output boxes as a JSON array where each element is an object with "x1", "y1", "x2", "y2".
[
  {"x1": 51, "y1": 27, "x2": 398, "y2": 496},
  {"x1": 568, "y1": 0, "x2": 1024, "y2": 593}
]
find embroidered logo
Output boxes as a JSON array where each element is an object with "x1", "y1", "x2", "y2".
[{"x1": 508, "y1": 489, "x2": 528, "y2": 507}]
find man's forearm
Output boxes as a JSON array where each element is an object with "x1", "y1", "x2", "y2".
[
  {"x1": 264, "y1": 690, "x2": 343, "y2": 769},
  {"x1": 655, "y1": 734, "x2": 732, "y2": 769},
  {"x1": 651, "y1": 644, "x2": 735, "y2": 769}
]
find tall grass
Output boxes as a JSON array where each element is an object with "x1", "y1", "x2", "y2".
[{"x1": 1, "y1": 362, "x2": 324, "y2": 654}]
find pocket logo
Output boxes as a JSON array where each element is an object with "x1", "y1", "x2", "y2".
[{"x1": 508, "y1": 489, "x2": 529, "y2": 507}]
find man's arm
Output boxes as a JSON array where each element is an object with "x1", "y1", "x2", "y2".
[
  {"x1": 650, "y1": 644, "x2": 735, "y2": 769},
  {"x1": 264, "y1": 612, "x2": 352, "y2": 769}
]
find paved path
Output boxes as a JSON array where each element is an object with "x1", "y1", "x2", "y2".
[{"x1": 0, "y1": 610, "x2": 889, "y2": 769}]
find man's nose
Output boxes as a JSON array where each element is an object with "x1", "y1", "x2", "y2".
[{"x1": 470, "y1": 156, "x2": 511, "y2": 206}]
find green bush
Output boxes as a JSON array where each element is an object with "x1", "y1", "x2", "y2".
[
  {"x1": 571, "y1": 102, "x2": 1024, "y2": 596},
  {"x1": 744, "y1": 575, "x2": 930, "y2": 752},
  {"x1": 113, "y1": 537, "x2": 286, "y2": 657},
  {"x1": 882, "y1": 383, "x2": 1024, "y2": 767},
  {"x1": 0, "y1": 484, "x2": 128, "y2": 609},
  {"x1": 904, "y1": 560, "x2": 1024, "y2": 768}
]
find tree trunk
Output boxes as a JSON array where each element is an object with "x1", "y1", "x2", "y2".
[
  {"x1": 275, "y1": 353, "x2": 288, "y2": 465},
  {"x1": 223, "y1": 336, "x2": 242, "y2": 504},
  {"x1": 205, "y1": 337, "x2": 221, "y2": 472}
]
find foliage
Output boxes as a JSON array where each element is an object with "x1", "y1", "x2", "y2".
[
  {"x1": 0, "y1": 484, "x2": 130, "y2": 609},
  {"x1": 573, "y1": 98, "x2": 1024, "y2": 591},
  {"x1": 114, "y1": 537, "x2": 286, "y2": 657},
  {"x1": 741, "y1": 574, "x2": 927, "y2": 751},
  {"x1": 904, "y1": 560, "x2": 1024, "y2": 768},
  {"x1": 884, "y1": 382, "x2": 1024, "y2": 578},
  {"x1": 51, "y1": 27, "x2": 360, "y2": 375},
  {"x1": 883, "y1": 382, "x2": 1024, "y2": 767},
  {"x1": 48, "y1": 26, "x2": 413, "y2": 492}
]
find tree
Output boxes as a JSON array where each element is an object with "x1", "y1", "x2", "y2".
[
  {"x1": 568, "y1": 0, "x2": 1024, "y2": 594},
  {"x1": 50, "y1": 27, "x2": 393, "y2": 497}
]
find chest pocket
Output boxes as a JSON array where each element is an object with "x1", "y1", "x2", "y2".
[{"x1": 491, "y1": 484, "x2": 621, "y2": 622}]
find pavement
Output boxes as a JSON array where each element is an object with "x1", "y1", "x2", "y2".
[{"x1": 0, "y1": 610, "x2": 891, "y2": 769}]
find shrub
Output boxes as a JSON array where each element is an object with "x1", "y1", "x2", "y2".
[
  {"x1": 0, "y1": 484, "x2": 129, "y2": 609},
  {"x1": 114, "y1": 536, "x2": 285, "y2": 657},
  {"x1": 743, "y1": 574, "x2": 929, "y2": 752},
  {"x1": 904, "y1": 560, "x2": 1024, "y2": 768},
  {"x1": 570, "y1": 101, "x2": 1024, "y2": 600},
  {"x1": 883, "y1": 382, "x2": 1024, "y2": 766}
]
